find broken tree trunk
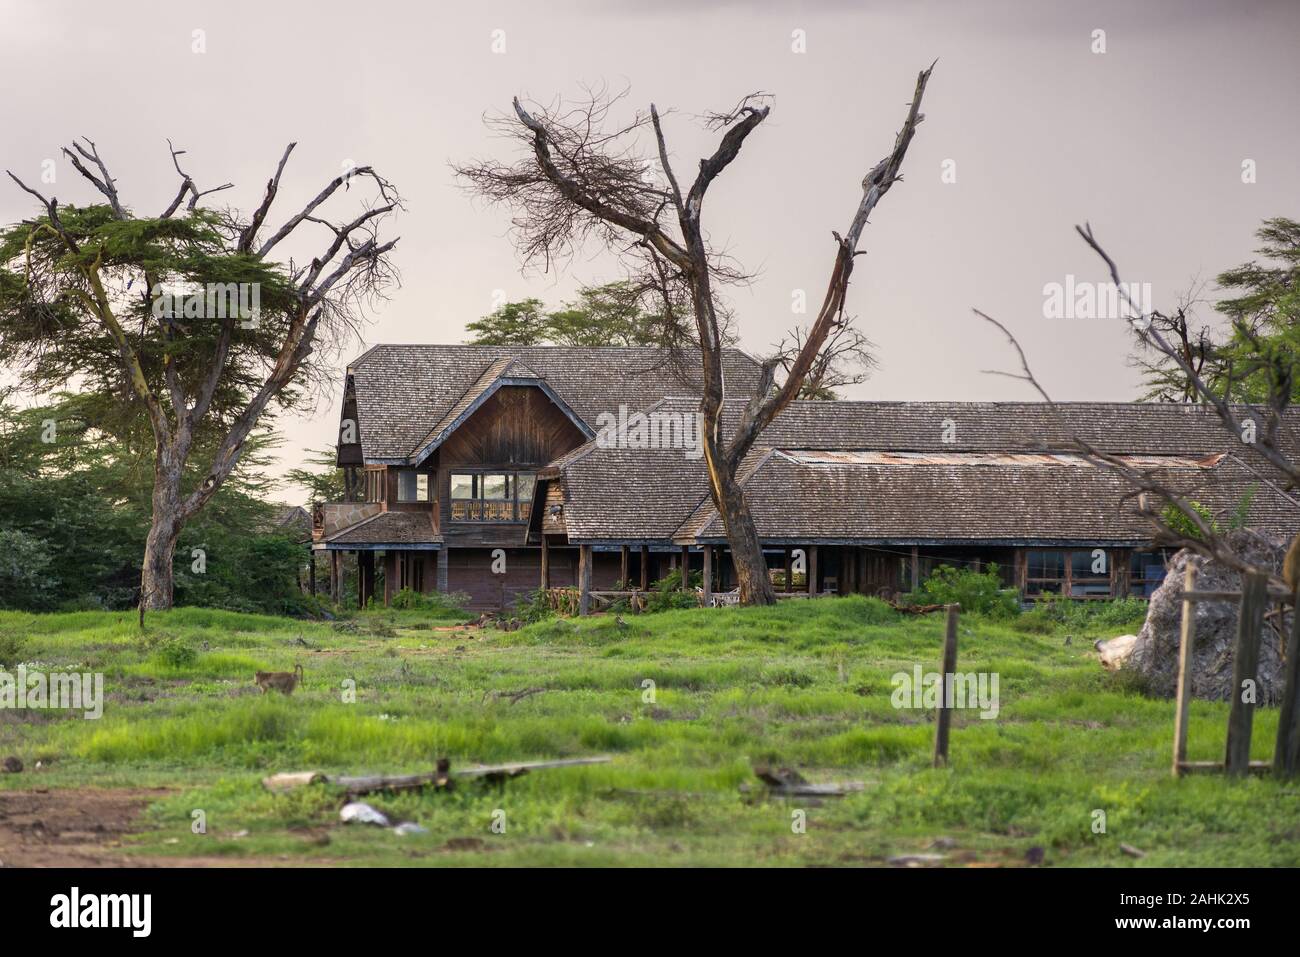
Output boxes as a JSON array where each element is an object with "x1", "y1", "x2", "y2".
[{"x1": 262, "y1": 755, "x2": 611, "y2": 796}]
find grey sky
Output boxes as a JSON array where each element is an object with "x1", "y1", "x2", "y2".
[{"x1": 2, "y1": 0, "x2": 1296, "y2": 498}]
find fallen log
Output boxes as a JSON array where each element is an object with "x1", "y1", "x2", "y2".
[
  {"x1": 263, "y1": 755, "x2": 611, "y2": 795},
  {"x1": 886, "y1": 600, "x2": 946, "y2": 615},
  {"x1": 740, "y1": 781, "x2": 868, "y2": 798},
  {"x1": 480, "y1": 686, "x2": 547, "y2": 705},
  {"x1": 744, "y1": 764, "x2": 868, "y2": 798}
]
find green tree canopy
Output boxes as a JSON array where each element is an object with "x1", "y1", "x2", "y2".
[
  {"x1": 1136, "y1": 217, "x2": 1300, "y2": 403},
  {"x1": 466, "y1": 281, "x2": 665, "y2": 346}
]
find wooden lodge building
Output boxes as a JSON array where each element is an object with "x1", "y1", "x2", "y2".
[{"x1": 311, "y1": 344, "x2": 1291, "y2": 612}]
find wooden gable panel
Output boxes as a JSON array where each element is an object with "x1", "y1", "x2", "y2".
[{"x1": 440, "y1": 385, "x2": 586, "y2": 468}]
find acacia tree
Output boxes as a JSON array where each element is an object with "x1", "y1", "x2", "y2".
[
  {"x1": 0, "y1": 139, "x2": 401, "y2": 609},
  {"x1": 1133, "y1": 219, "x2": 1300, "y2": 404},
  {"x1": 458, "y1": 68, "x2": 933, "y2": 603}
]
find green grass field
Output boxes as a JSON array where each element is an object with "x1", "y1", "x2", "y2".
[{"x1": 1, "y1": 597, "x2": 1297, "y2": 867}]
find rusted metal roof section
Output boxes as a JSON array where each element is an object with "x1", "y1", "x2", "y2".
[{"x1": 778, "y1": 450, "x2": 1227, "y2": 469}]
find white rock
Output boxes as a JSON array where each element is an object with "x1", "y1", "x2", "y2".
[
  {"x1": 1094, "y1": 633, "x2": 1139, "y2": 670},
  {"x1": 340, "y1": 802, "x2": 390, "y2": 827}
]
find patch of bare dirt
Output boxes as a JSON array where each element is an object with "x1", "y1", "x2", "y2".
[
  {"x1": 0, "y1": 788, "x2": 234, "y2": 867},
  {"x1": 0, "y1": 788, "x2": 349, "y2": 868}
]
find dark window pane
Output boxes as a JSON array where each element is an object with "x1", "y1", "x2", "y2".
[
  {"x1": 1028, "y1": 551, "x2": 1065, "y2": 578},
  {"x1": 1071, "y1": 549, "x2": 1108, "y2": 579},
  {"x1": 397, "y1": 470, "x2": 427, "y2": 502}
]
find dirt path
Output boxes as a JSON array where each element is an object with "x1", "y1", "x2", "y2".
[{"x1": 0, "y1": 788, "x2": 239, "y2": 868}]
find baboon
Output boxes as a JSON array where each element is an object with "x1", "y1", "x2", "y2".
[{"x1": 255, "y1": 664, "x2": 304, "y2": 695}]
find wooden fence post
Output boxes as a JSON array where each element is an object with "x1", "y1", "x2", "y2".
[
  {"x1": 933, "y1": 604, "x2": 961, "y2": 767},
  {"x1": 1275, "y1": 591, "x2": 1300, "y2": 777},
  {"x1": 1225, "y1": 570, "x2": 1267, "y2": 775},
  {"x1": 1172, "y1": 564, "x2": 1197, "y2": 778}
]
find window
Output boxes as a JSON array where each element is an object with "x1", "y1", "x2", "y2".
[
  {"x1": 449, "y1": 471, "x2": 536, "y2": 522},
  {"x1": 1070, "y1": 549, "x2": 1112, "y2": 598},
  {"x1": 1129, "y1": 550, "x2": 1173, "y2": 597},
  {"x1": 1026, "y1": 550, "x2": 1065, "y2": 596},
  {"x1": 1026, "y1": 549, "x2": 1116, "y2": 599},
  {"x1": 397, "y1": 470, "x2": 429, "y2": 503}
]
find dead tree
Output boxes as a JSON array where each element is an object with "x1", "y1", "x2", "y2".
[
  {"x1": 976, "y1": 224, "x2": 1299, "y2": 590},
  {"x1": 457, "y1": 68, "x2": 934, "y2": 603}
]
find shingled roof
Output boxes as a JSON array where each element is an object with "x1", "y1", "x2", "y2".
[
  {"x1": 322, "y1": 511, "x2": 442, "y2": 547},
  {"x1": 346, "y1": 345, "x2": 764, "y2": 462},
  {"x1": 674, "y1": 449, "x2": 1288, "y2": 545},
  {"x1": 546, "y1": 398, "x2": 1300, "y2": 545}
]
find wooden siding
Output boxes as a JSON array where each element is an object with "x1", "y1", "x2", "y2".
[
  {"x1": 436, "y1": 386, "x2": 587, "y2": 549},
  {"x1": 444, "y1": 546, "x2": 622, "y2": 611}
]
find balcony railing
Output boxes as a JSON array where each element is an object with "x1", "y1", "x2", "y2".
[{"x1": 450, "y1": 499, "x2": 531, "y2": 522}]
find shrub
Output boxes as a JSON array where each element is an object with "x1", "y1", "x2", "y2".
[
  {"x1": 514, "y1": 588, "x2": 556, "y2": 623},
  {"x1": 1029, "y1": 592, "x2": 1149, "y2": 631},
  {"x1": 389, "y1": 588, "x2": 471, "y2": 618},
  {"x1": 0, "y1": 528, "x2": 57, "y2": 611},
  {"x1": 918, "y1": 564, "x2": 1020, "y2": 618},
  {"x1": 1161, "y1": 500, "x2": 1217, "y2": 542},
  {"x1": 645, "y1": 568, "x2": 702, "y2": 613},
  {"x1": 152, "y1": 636, "x2": 199, "y2": 669},
  {"x1": 0, "y1": 629, "x2": 28, "y2": 666}
]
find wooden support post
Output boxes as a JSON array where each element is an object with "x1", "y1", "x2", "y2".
[
  {"x1": 383, "y1": 551, "x2": 397, "y2": 605},
  {"x1": 933, "y1": 604, "x2": 960, "y2": 767},
  {"x1": 784, "y1": 548, "x2": 793, "y2": 593},
  {"x1": 703, "y1": 545, "x2": 713, "y2": 604},
  {"x1": 1225, "y1": 570, "x2": 1267, "y2": 776},
  {"x1": 308, "y1": 547, "x2": 317, "y2": 596},
  {"x1": 808, "y1": 545, "x2": 819, "y2": 596},
  {"x1": 620, "y1": 545, "x2": 629, "y2": 588},
  {"x1": 640, "y1": 545, "x2": 649, "y2": 591},
  {"x1": 578, "y1": 544, "x2": 592, "y2": 617},
  {"x1": 681, "y1": 545, "x2": 690, "y2": 590},
  {"x1": 437, "y1": 546, "x2": 449, "y2": 593},
  {"x1": 910, "y1": 546, "x2": 920, "y2": 591},
  {"x1": 1274, "y1": 591, "x2": 1300, "y2": 777},
  {"x1": 330, "y1": 550, "x2": 340, "y2": 602},
  {"x1": 540, "y1": 536, "x2": 550, "y2": 591},
  {"x1": 359, "y1": 551, "x2": 375, "y2": 608},
  {"x1": 1172, "y1": 564, "x2": 1197, "y2": 778},
  {"x1": 421, "y1": 554, "x2": 435, "y2": 594}
]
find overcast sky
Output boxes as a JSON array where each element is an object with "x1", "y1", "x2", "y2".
[{"x1": 2, "y1": 0, "x2": 1297, "y2": 499}]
